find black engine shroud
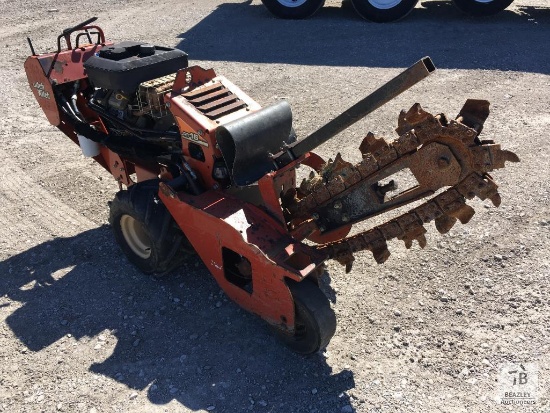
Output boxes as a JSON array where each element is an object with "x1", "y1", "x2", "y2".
[{"x1": 83, "y1": 41, "x2": 188, "y2": 93}]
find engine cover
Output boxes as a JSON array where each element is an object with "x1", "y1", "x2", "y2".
[{"x1": 83, "y1": 41, "x2": 188, "y2": 93}]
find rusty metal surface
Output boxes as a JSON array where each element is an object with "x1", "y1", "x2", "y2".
[
  {"x1": 286, "y1": 57, "x2": 436, "y2": 161},
  {"x1": 282, "y1": 100, "x2": 519, "y2": 271}
]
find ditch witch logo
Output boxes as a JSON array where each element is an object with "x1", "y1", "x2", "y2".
[{"x1": 498, "y1": 362, "x2": 538, "y2": 405}]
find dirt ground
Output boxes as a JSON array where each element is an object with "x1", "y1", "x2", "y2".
[{"x1": 0, "y1": 0, "x2": 549, "y2": 412}]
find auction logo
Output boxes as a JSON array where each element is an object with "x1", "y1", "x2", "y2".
[{"x1": 498, "y1": 362, "x2": 538, "y2": 406}]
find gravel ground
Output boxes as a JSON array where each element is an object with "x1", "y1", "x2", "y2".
[{"x1": 0, "y1": 0, "x2": 549, "y2": 412}]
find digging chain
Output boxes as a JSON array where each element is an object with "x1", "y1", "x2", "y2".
[{"x1": 285, "y1": 101, "x2": 519, "y2": 271}]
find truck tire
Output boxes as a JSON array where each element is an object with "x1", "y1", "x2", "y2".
[
  {"x1": 109, "y1": 180, "x2": 190, "y2": 276},
  {"x1": 351, "y1": 0, "x2": 418, "y2": 22},
  {"x1": 452, "y1": 0, "x2": 514, "y2": 16},
  {"x1": 261, "y1": 0, "x2": 325, "y2": 19}
]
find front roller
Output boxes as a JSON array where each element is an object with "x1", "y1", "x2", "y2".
[{"x1": 276, "y1": 280, "x2": 336, "y2": 354}]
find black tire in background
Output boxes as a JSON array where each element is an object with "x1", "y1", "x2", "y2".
[
  {"x1": 452, "y1": 0, "x2": 514, "y2": 16},
  {"x1": 109, "y1": 179, "x2": 190, "y2": 276},
  {"x1": 351, "y1": 0, "x2": 418, "y2": 22},
  {"x1": 276, "y1": 280, "x2": 337, "y2": 355},
  {"x1": 261, "y1": 0, "x2": 325, "y2": 19}
]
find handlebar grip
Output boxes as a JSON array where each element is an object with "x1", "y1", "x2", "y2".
[{"x1": 63, "y1": 17, "x2": 98, "y2": 34}]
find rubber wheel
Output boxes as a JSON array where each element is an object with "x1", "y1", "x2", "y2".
[
  {"x1": 261, "y1": 0, "x2": 325, "y2": 19},
  {"x1": 452, "y1": 0, "x2": 513, "y2": 16},
  {"x1": 351, "y1": 0, "x2": 418, "y2": 22},
  {"x1": 277, "y1": 280, "x2": 337, "y2": 355},
  {"x1": 109, "y1": 179, "x2": 190, "y2": 276}
]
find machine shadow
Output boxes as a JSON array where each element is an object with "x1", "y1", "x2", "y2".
[
  {"x1": 0, "y1": 227, "x2": 355, "y2": 412},
  {"x1": 177, "y1": 1, "x2": 549, "y2": 74}
]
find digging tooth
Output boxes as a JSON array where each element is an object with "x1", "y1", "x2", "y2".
[
  {"x1": 417, "y1": 234, "x2": 427, "y2": 249},
  {"x1": 447, "y1": 203, "x2": 476, "y2": 225},
  {"x1": 360, "y1": 132, "x2": 389, "y2": 157},
  {"x1": 502, "y1": 150, "x2": 520, "y2": 163},
  {"x1": 396, "y1": 109, "x2": 411, "y2": 135},
  {"x1": 492, "y1": 148, "x2": 520, "y2": 169},
  {"x1": 456, "y1": 99, "x2": 490, "y2": 133},
  {"x1": 399, "y1": 223, "x2": 427, "y2": 249},
  {"x1": 370, "y1": 240, "x2": 390, "y2": 264},
  {"x1": 490, "y1": 192, "x2": 502, "y2": 207},
  {"x1": 435, "y1": 215, "x2": 457, "y2": 234},
  {"x1": 334, "y1": 252, "x2": 354, "y2": 273}
]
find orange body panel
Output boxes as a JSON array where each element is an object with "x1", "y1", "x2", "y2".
[
  {"x1": 159, "y1": 184, "x2": 327, "y2": 331},
  {"x1": 167, "y1": 66, "x2": 262, "y2": 189}
]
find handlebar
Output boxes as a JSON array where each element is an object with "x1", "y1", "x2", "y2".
[
  {"x1": 63, "y1": 17, "x2": 98, "y2": 35},
  {"x1": 56, "y1": 17, "x2": 104, "y2": 53}
]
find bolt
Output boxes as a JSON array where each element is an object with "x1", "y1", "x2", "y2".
[
  {"x1": 318, "y1": 225, "x2": 326, "y2": 232},
  {"x1": 333, "y1": 201, "x2": 342, "y2": 209},
  {"x1": 342, "y1": 214, "x2": 350, "y2": 223},
  {"x1": 165, "y1": 102, "x2": 171, "y2": 108},
  {"x1": 312, "y1": 213, "x2": 320, "y2": 220},
  {"x1": 437, "y1": 157, "x2": 450, "y2": 169}
]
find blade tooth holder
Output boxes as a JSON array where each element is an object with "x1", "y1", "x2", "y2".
[
  {"x1": 374, "y1": 146, "x2": 399, "y2": 167},
  {"x1": 359, "y1": 230, "x2": 389, "y2": 264},
  {"x1": 356, "y1": 155, "x2": 379, "y2": 178},
  {"x1": 379, "y1": 221, "x2": 404, "y2": 240},
  {"x1": 456, "y1": 174, "x2": 484, "y2": 199},
  {"x1": 414, "y1": 201, "x2": 444, "y2": 223},
  {"x1": 326, "y1": 175, "x2": 347, "y2": 197},
  {"x1": 435, "y1": 215, "x2": 458, "y2": 234},
  {"x1": 399, "y1": 222, "x2": 427, "y2": 249},
  {"x1": 342, "y1": 168, "x2": 362, "y2": 188},
  {"x1": 412, "y1": 117, "x2": 443, "y2": 144},
  {"x1": 312, "y1": 186, "x2": 332, "y2": 205},
  {"x1": 395, "y1": 213, "x2": 422, "y2": 233},
  {"x1": 456, "y1": 173, "x2": 500, "y2": 203},
  {"x1": 470, "y1": 146, "x2": 494, "y2": 173},
  {"x1": 392, "y1": 130, "x2": 420, "y2": 156},
  {"x1": 303, "y1": 195, "x2": 319, "y2": 212},
  {"x1": 451, "y1": 203, "x2": 476, "y2": 225},
  {"x1": 445, "y1": 120, "x2": 477, "y2": 145},
  {"x1": 347, "y1": 235, "x2": 367, "y2": 253},
  {"x1": 434, "y1": 188, "x2": 464, "y2": 212},
  {"x1": 434, "y1": 189, "x2": 474, "y2": 225}
]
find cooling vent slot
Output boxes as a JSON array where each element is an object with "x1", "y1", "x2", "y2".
[{"x1": 182, "y1": 81, "x2": 247, "y2": 120}]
